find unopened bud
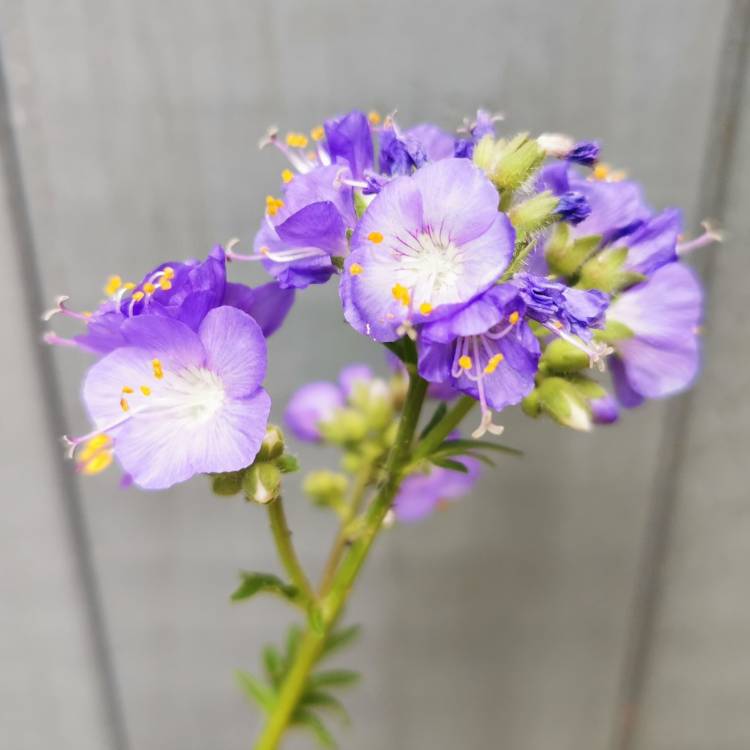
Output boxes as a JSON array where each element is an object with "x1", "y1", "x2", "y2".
[
  {"x1": 318, "y1": 408, "x2": 368, "y2": 445},
  {"x1": 242, "y1": 463, "x2": 282, "y2": 505},
  {"x1": 257, "y1": 424, "x2": 285, "y2": 462},
  {"x1": 211, "y1": 471, "x2": 244, "y2": 497},
  {"x1": 509, "y1": 191, "x2": 559, "y2": 238},
  {"x1": 542, "y1": 338, "x2": 591, "y2": 373},
  {"x1": 578, "y1": 246, "x2": 644, "y2": 294},
  {"x1": 303, "y1": 470, "x2": 348, "y2": 511},
  {"x1": 545, "y1": 225, "x2": 600, "y2": 278},
  {"x1": 537, "y1": 377, "x2": 592, "y2": 432}
]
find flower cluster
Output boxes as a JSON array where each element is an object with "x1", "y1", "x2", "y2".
[{"x1": 47, "y1": 107, "x2": 717, "y2": 491}]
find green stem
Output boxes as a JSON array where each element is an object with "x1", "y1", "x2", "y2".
[
  {"x1": 267, "y1": 497, "x2": 314, "y2": 603},
  {"x1": 253, "y1": 372, "x2": 429, "y2": 750},
  {"x1": 411, "y1": 395, "x2": 476, "y2": 462},
  {"x1": 318, "y1": 462, "x2": 374, "y2": 595}
]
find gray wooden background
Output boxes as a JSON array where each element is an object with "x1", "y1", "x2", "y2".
[{"x1": 2, "y1": 1, "x2": 749, "y2": 748}]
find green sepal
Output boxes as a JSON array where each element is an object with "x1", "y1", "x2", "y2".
[
  {"x1": 230, "y1": 571, "x2": 299, "y2": 604},
  {"x1": 509, "y1": 191, "x2": 559, "y2": 239},
  {"x1": 545, "y1": 226, "x2": 601, "y2": 278},
  {"x1": 536, "y1": 376, "x2": 592, "y2": 431},
  {"x1": 521, "y1": 387, "x2": 542, "y2": 417},
  {"x1": 331, "y1": 256, "x2": 345, "y2": 270},
  {"x1": 242, "y1": 462, "x2": 282, "y2": 504},
  {"x1": 567, "y1": 375, "x2": 608, "y2": 400},
  {"x1": 384, "y1": 336, "x2": 417, "y2": 366},
  {"x1": 578, "y1": 246, "x2": 645, "y2": 293},
  {"x1": 276, "y1": 454, "x2": 300, "y2": 474},
  {"x1": 353, "y1": 190, "x2": 369, "y2": 219},
  {"x1": 594, "y1": 319, "x2": 634, "y2": 344}
]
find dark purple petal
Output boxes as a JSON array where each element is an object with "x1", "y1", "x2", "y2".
[
  {"x1": 324, "y1": 110, "x2": 374, "y2": 179},
  {"x1": 222, "y1": 281, "x2": 295, "y2": 338}
]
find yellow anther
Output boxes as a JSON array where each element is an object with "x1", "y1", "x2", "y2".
[
  {"x1": 123, "y1": 282, "x2": 136, "y2": 290},
  {"x1": 83, "y1": 311, "x2": 93, "y2": 318},
  {"x1": 391, "y1": 283, "x2": 411, "y2": 306},
  {"x1": 310, "y1": 125, "x2": 325, "y2": 142},
  {"x1": 143, "y1": 282, "x2": 156, "y2": 294},
  {"x1": 593, "y1": 163, "x2": 611, "y2": 181},
  {"x1": 281, "y1": 169, "x2": 294, "y2": 184},
  {"x1": 265, "y1": 195, "x2": 284, "y2": 216},
  {"x1": 162, "y1": 267, "x2": 175, "y2": 280},
  {"x1": 368, "y1": 231, "x2": 384, "y2": 244},
  {"x1": 159, "y1": 279, "x2": 172, "y2": 291},
  {"x1": 80, "y1": 450, "x2": 113, "y2": 476},
  {"x1": 552, "y1": 320, "x2": 563, "y2": 329},
  {"x1": 484, "y1": 353, "x2": 504, "y2": 374},
  {"x1": 509, "y1": 311, "x2": 520, "y2": 325},
  {"x1": 104, "y1": 275, "x2": 123, "y2": 296},
  {"x1": 152, "y1": 358, "x2": 164, "y2": 380},
  {"x1": 79, "y1": 434, "x2": 112, "y2": 462},
  {"x1": 120, "y1": 397, "x2": 130, "y2": 412},
  {"x1": 121, "y1": 386, "x2": 134, "y2": 394},
  {"x1": 458, "y1": 355, "x2": 473, "y2": 370},
  {"x1": 132, "y1": 291, "x2": 145, "y2": 302},
  {"x1": 419, "y1": 302, "x2": 433, "y2": 315},
  {"x1": 259, "y1": 246, "x2": 270, "y2": 256},
  {"x1": 285, "y1": 132, "x2": 309, "y2": 148},
  {"x1": 368, "y1": 110, "x2": 382, "y2": 126},
  {"x1": 140, "y1": 385, "x2": 152, "y2": 396},
  {"x1": 349, "y1": 263, "x2": 364, "y2": 276}
]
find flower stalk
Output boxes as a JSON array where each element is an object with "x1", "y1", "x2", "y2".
[{"x1": 253, "y1": 371, "x2": 429, "y2": 750}]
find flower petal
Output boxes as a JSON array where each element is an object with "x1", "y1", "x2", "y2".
[
  {"x1": 115, "y1": 389, "x2": 271, "y2": 489},
  {"x1": 121, "y1": 315, "x2": 206, "y2": 371},
  {"x1": 222, "y1": 281, "x2": 295, "y2": 338},
  {"x1": 198, "y1": 306, "x2": 267, "y2": 397}
]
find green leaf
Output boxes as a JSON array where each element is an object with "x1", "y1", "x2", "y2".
[
  {"x1": 434, "y1": 438, "x2": 523, "y2": 458},
  {"x1": 285, "y1": 624, "x2": 303, "y2": 663},
  {"x1": 230, "y1": 572, "x2": 299, "y2": 603},
  {"x1": 236, "y1": 671, "x2": 276, "y2": 713},
  {"x1": 294, "y1": 709, "x2": 338, "y2": 749},
  {"x1": 309, "y1": 670, "x2": 361, "y2": 690},
  {"x1": 419, "y1": 402, "x2": 448, "y2": 439},
  {"x1": 430, "y1": 457, "x2": 469, "y2": 473},
  {"x1": 321, "y1": 624, "x2": 361, "y2": 660},
  {"x1": 276, "y1": 454, "x2": 300, "y2": 473},
  {"x1": 301, "y1": 691, "x2": 349, "y2": 723},
  {"x1": 262, "y1": 645, "x2": 284, "y2": 687}
]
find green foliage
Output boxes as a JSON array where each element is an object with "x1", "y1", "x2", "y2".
[
  {"x1": 384, "y1": 336, "x2": 417, "y2": 366},
  {"x1": 430, "y1": 457, "x2": 469, "y2": 473},
  {"x1": 419, "y1": 402, "x2": 448, "y2": 439},
  {"x1": 237, "y1": 623, "x2": 362, "y2": 749},
  {"x1": 578, "y1": 246, "x2": 645, "y2": 293},
  {"x1": 276, "y1": 454, "x2": 301, "y2": 474},
  {"x1": 545, "y1": 225, "x2": 601, "y2": 278},
  {"x1": 230, "y1": 571, "x2": 300, "y2": 604}
]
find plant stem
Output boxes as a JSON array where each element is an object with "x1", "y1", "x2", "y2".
[
  {"x1": 318, "y1": 462, "x2": 373, "y2": 596},
  {"x1": 267, "y1": 497, "x2": 314, "y2": 603},
  {"x1": 411, "y1": 395, "x2": 476, "y2": 462},
  {"x1": 253, "y1": 372, "x2": 429, "y2": 750}
]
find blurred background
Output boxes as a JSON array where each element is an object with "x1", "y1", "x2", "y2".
[{"x1": 2, "y1": 1, "x2": 749, "y2": 748}]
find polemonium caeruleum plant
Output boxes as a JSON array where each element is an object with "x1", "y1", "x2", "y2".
[{"x1": 46, "y1": 109, "x2": 720, "y2": 748}]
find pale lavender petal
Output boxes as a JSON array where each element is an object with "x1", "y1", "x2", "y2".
[
  {"x1": 198, "y1": 307, "x2": 267, "y2": 397},
  {"x1": 275, "y1": 201, "x2": 348, "y2": 255},
  {"x1": 406, "y1": 123, "x2": 456, "y2": 161},
  {"x1": 115, "y1": 389, "x2": 271, "y2": 490},
  {"x1": 121, "y1": 315, "x2": 206, "y2": 371},
  {"x1": 413, "y1": 158, "x2": 499, "y2": 244}
]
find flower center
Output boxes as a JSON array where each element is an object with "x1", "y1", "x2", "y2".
[
  {"x1": 160, "y1": 366, "x2": 226, "y2": 423},
  {"x1": 403, "y1": 233, "x2": 463, "y2": 297}
]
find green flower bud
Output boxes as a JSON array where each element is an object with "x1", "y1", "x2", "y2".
[
  {"x1": 509, "y1": 191, "x2": 560, "y2": 239},
  {"x1": 318, "y1": 408, "x2": 369, "y2": 445},
  {"x1": 594, "y1": 319, "x2": 634, "y2": 344},
  {"x1": 256, "y1": 424, "x2": 285, "y2": 462},
  {"x1": 537, "y1": 377, "x2": 592, "y2": 432},
  {"x1": 521, "y1": 388, "x2": 542, "y2": 417},
  {"x1": 545, "y1": 224, "x2": 601, "y2": 278},
  {"x1": 242, "y1": 463, "x2": 282, "y2": 505},
  {"x1": 473, "y1": 133, "x2": 545, "y2": 193},
  {"x1": 211, "y1": 470, "x2": 244, "y2": 497},
  {"x1": 578, "y1": 246, "x2": 645, "y2": 293},
  {"x1": 303, "y1": 470, "x2": 348, "y2": 512},
  {"x1": 541, "y1": 338, "x2": 591, "y2": 373}
]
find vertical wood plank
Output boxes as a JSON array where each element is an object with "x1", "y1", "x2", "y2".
[
  {"x1": 623, "y1": 3, "x2": 750, "y2": 748},
  {"x1": 0, "y1": 1, "x2": 734, "y2": 749},
  {"x1": 0, "y1": 46, "x2": 125, "y2": 750}
]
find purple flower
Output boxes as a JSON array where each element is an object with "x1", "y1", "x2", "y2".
[
  {"x1": 418, "y1": 285, "x2": 540, "y2": 437},
  {"x1": 379, "y1": 125, "x2": 427, "y2": 176},
  {"x1": 324, "y1": 110, "x2": 374, "y2": 180},
  {"x1": 67, "y1": 307, "x2": 271, "y2": 489},
  {"x1": 393, "y1": 456, "x2": 481, "y2": 523},
  {"x1": 250, "y1": 165, "x2": 356, "y2": 289},
  {"x1": 45, "y1": 247, "x2": 294, "y2": 355},
  {"x1": 566, "y1": 140, "x2": 600, "y2": 167},
  {"x1": 341, "y1": 158, "x2": 515, "y2": 342},
  {"x1": 556, "y1": 191, "x2": 591, "y2": 225},
  {"x1": 284, "y1": 381, "x2": 345, "y2": 442},
  {"x1": 607, "y1": 263, "x2": 702, "y2": 405},
  {"x1": 338, "y1": 363, "x2": 375, "y2": 398},
  {"x1": 405, "y1": 123, "x2": 457, "y2": 162},
  {"x1": 614, "y1": 207, "x2": 681, "y2": 276}
]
